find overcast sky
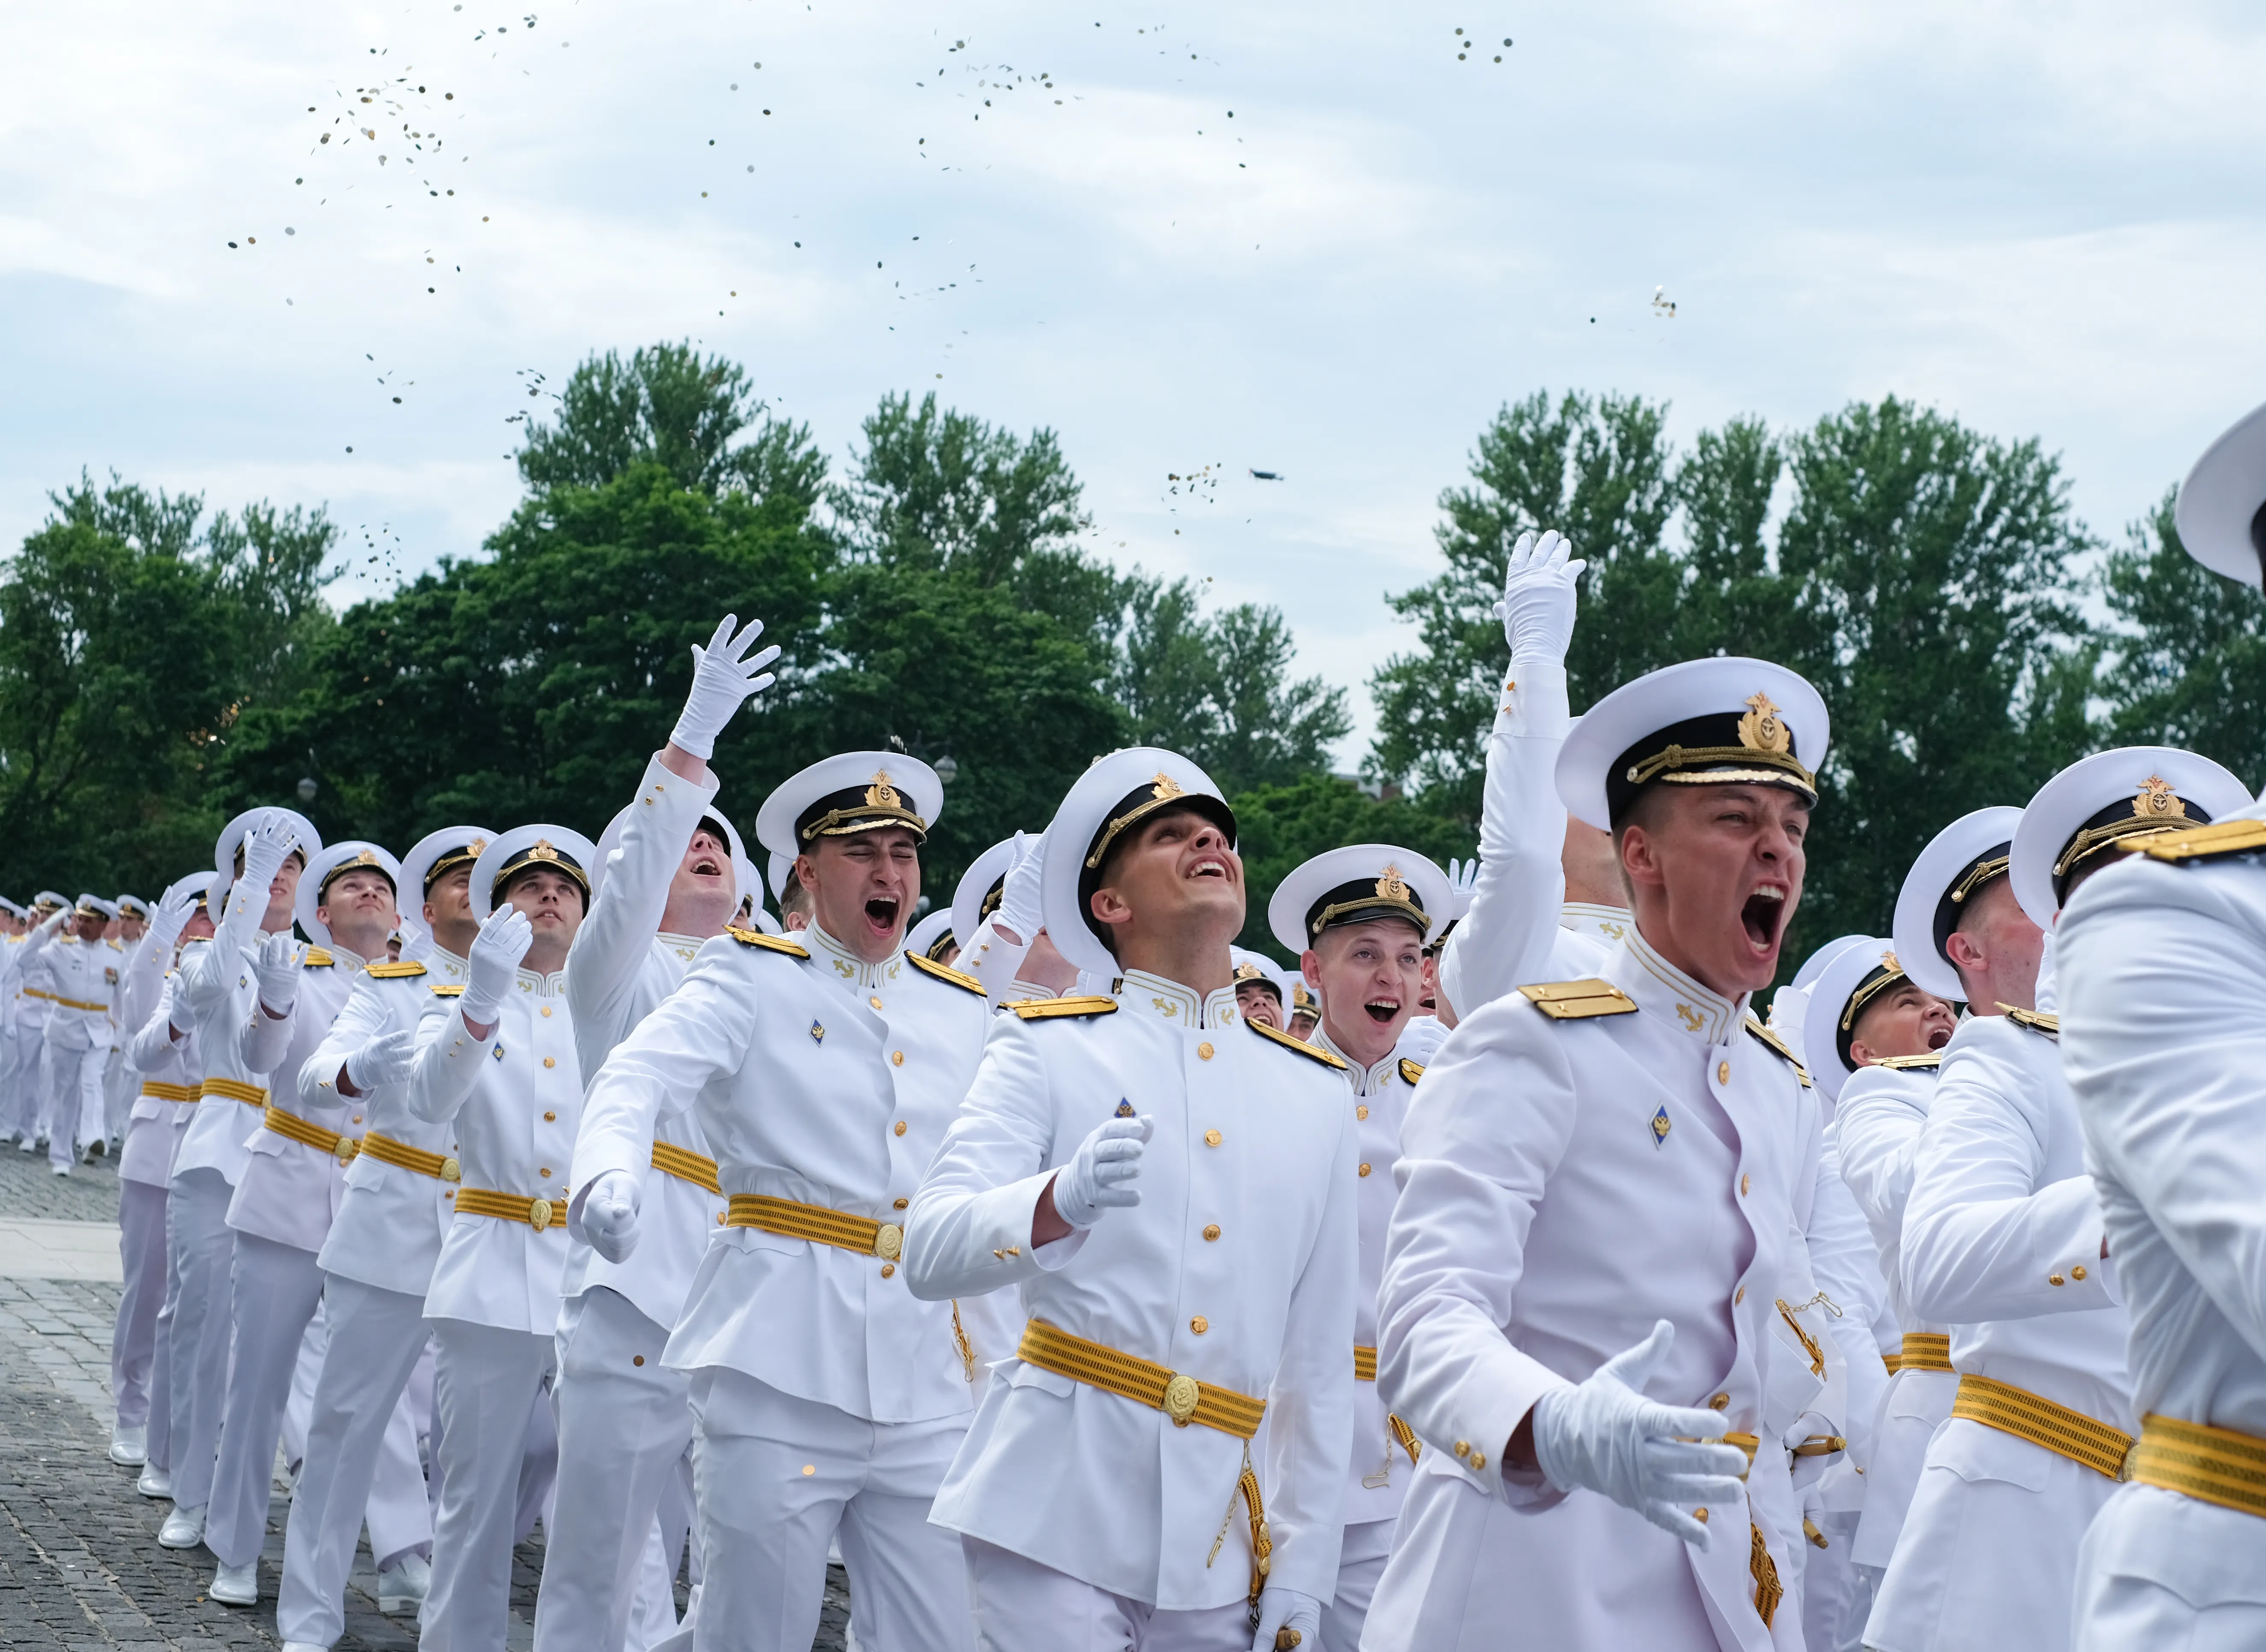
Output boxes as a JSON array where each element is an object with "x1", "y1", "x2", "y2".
[{"x1": 6, "y1": 0, "x2": 2265, "y2": 762}]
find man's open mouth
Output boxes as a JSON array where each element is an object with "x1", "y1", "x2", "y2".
[
  {"x1": 1365, "y1": 998, "x2": 1400, "y2": 1025},
  {"x1": 864, "y1": 897, "x2": 900, "y2": 931},
  {"x1": 1926, "y1": 1024, "x2": 1952, "y2": 1051},
  {"x1": 1740, "y1": 885, "x2": 1786, "y2": 950},
  {"x1": 1188, "y1": 858, "x2": 1229, "y2": 880},
  {"x1": 690, "y1": 857, "x2": 722, "y2": 877}
]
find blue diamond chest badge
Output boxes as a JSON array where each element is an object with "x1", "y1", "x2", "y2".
[
  {"x1": 492, "y1": 1044, "x2": 505, "y2": 1062},
  {"x1": 809, "y1": 1020, "x2": 826, "y2": 1044},
  {"x1": 1651, "y1": 1105, "x2": 1672, "y2": 1148},
  {"x1": 1114, "y1": 1099, "x2": 1134, "y2": 1119}
]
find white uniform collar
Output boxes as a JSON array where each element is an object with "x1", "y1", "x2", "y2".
[
  {"x1": 806, "y1": 924, "x2": 905, "y2": 992},
  {"x1": 512, "y1": 965, "x2": 569, "y2": 998},
  {"x1": 1117, "y1": 968, "x2": 1239, "y2": 1030},
  {"x1": 1609, "y1": 925, "x2": 1745, "y2": 1046},
  {"x1": 658, "y1": 930, "x2": 711, "y2": 963},
  {"x1": 1560, "y1": 901, "x2": 1633, "y2": 947},
  {"x1": 1310, "y1": 1021, "x2": 1399, "y2": 1095}
]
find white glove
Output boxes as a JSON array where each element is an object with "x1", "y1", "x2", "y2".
[
  {"x1": 461, "y1": 905, "x2": 533, "y2": 1025},
  {"x1": 1445, "y1": 856, "x2": 1480, "y2": 920},
  {"x1": 1249, "y1": 1587, "x2": 1322, "y2": 1652},
  {"x1": 667, "y1": 613, "x2": 782, "y2": 759},
  {"x1": 252, "y1": 931, "x2": 301, "y2": 1018},
  {"x1": 1492, "y1": 530, "x2": 1587, "y2": 665},
  {"x1": 1528, "y1": 1319, "x2": 1749, "y2": 1548},
  {"x1": 239, "y1": 811, "x2": 300, "y2": 896},
  {"x1": 580, "y1": 1169, "x2": 642, "y2": 1263},
  {"x1": 151, "y1": 884, "x2": 198, "y2": 952},
  {"x1": 1052, "y1": 1113, "x2": 1154, "y2": 1229},
  {"x1": 344, "y1": 1028, "x2": 416, "y2": 1092},
  {"x1": 38, "y1": 905, "x2": 70, "y2": 938},
  {"x1": 996, "y1": 830, "x2": 1045, "y2": 943}
]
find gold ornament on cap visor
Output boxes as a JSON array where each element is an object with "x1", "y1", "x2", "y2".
[
  {"x1": 1376, "y1": 864, "x2": 1410, "y2": 903},
  {"x1": 1623, "y1": 687, "x2": 1817, "y2": 795},
  {"x1": 2136, "y1": 776, "x2": 2187, "y2": 820},
  {"x1": 1233, "y1": 961, "x2": 1265, "y2": 982},
  {"x1": 1739, "y1": 693, "x2": 1790, "y2": 755},
  {"x1": 865, "y1": 771, "x2": 901, "y2": 811},
  {"x1": 2053, "y1": 776, "x2": 2193, "y2": 877},
  {"x1": 529, "y1": 838, "x2": 559, "y2": 861}
]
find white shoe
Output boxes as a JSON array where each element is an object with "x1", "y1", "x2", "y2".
[
  {"x1": 16, "y1": 1135, "x2": 37, "y2": 1154},
  {"x1": 51, "y1": 1162, "x2": 69, "y2": 1176},
  {"x1": 282, "y1": 1643, "x2": 332, "y2": 1652},
  {"x1": 136, "y1": 1464, "x2": 172, "y2": 1498},
  {"x1": 377, "y1": 1551, "x2": 431, "y2": 1615},
  {"x1": 157, "y1": 1503, "x2": 206, "y2": 1548},
  {"x1": 210, "y1": 1559, "x2": 258, "y2": 1605},
  {"x1": 109, "y1": 1425, "x2": 147, "y2": 1466}
]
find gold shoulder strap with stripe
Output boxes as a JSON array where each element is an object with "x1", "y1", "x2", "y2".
[
  {"x1": 906, "y1": 950, "x2": 984, "y2": 995},
  {"x1": 2133, "y1": 818, "x2": 2266, "y2": 863},
  {"x1": 1517, "y1": 978, "x2": 1638, "y2": 1020},
  {"x1": 1998, "y1": 1004, "x2": 2060, "y2": 1039},
  {"x1": 1398, "y1": 1057, "x2": 1426, "y2": 1086},
  {"x1": 304, "y1": 947, "x2": 336, "y2": 968},
  {"x1": 1248, "y1": 1018, "x2": 1351, "y2": 1069},
  {"x1": 728, "y1": 926, "x2": 810, "y2": 958},
  {"x1": 1010, "y1": 995, "x2": 1119, "y2": 1021},
  {"x1": 431, "y1": 983, "x2": 466, "y2": 997},
  {"x1": 1876, "y1": 1051, "x2": 1943, "y2": 1071},
  {"x1": 368, "y1": 959, "x2": 427, "y2": 979},
  {"x1": 1745, "y1": 1016, "x2": 1813, "y2": 1086}
]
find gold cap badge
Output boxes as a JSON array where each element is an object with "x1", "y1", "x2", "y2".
[
  {"x1": 1738, "y1": 693, "x2": 1791, "y2": 755},
  {"x1": 2134, "y1": 776, "x2": 2186, "y2": 820},
  {"x1": 865, "y1": 771, "x2": 901, "y2": 811},
  {"x1": 1375, "y1": 864, "x2": 1410, "y2": 903}
]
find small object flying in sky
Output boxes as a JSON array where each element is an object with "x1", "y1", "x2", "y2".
[
  {"x1": 1652, "y1": 285, "x2": 1677, "y2": 318},
  {"x1": 1249, "y1": 468, "x2": 1282, "y2": 480}
]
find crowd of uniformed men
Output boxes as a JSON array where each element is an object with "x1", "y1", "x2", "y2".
[{"x1": 7, "y1": 400, "x2": 2266, "y2": 1652}]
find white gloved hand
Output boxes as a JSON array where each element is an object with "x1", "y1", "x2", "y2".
[
  {"x1": 1051, "y1": 1113, "x2": 1154, "y2": 1229},
  {"x1": 580, "y1": 1169, "x2": 642, "y2": 1263},
  {"x1": 344, "y1": 1028, "x2": 416, "y2": 1093},
  {"x1": 150, "y1": 884, "x2": 199, "y2": 952},
  {"x1": 668, "y1": 613, "x2": 783, "y2": 759},
  {"x1": 252, "y1": 931, "x2": 301, "y2": 1018},
  {"x1": 996, "y1": 830, "x2": 1046, "y2": 944},
  {"x1": 1528, "y1": 1319, "x2": 1749, "y2": 1548},
  {"x1": 1248, "y1": 1587, "x2": 1322, "y2": 1652},
  {"x1": 461, "y1": 906, "x2": 533, "y2": 1025},
  {"x1": 38, "y1": 905, "x2": 71, "y2": 938},
  {"x1": 1445, "y1": 856, "x2": 1480, "y2": 920},
  {"x1": 239, "y1": 812, "x2": 300, "y2": 896},
  {"x1": 1491, "y1": 530, "x2": 1588, "y2": 665}
]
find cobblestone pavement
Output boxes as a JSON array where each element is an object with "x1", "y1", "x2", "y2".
[{"x1": 0, "y1": 1157, "x2": 854, "y2": 1648}]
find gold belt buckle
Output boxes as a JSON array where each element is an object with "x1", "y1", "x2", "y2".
[
  {"x1": 335, "y1": 1137, "x2": 358, "y2": 1166},
  {"x1": 441, "y1": 1156, "x2": 461, "y2": 1183},
  {"x1": 1163, "y1": 1372, "x2": 1200, "y2": 1426},
  {"x1": 529, "y1": 1198, "x2": 554, "y2": 1232},
  {"x1": 873, "y1": 1221, "x2": 904, "y2": 1261}
]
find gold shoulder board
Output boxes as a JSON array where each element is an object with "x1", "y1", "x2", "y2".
[
  {"x1": 1744, "y1": 1016, "x2": 1813, "y2": 1086},
  {"x1": 367, "y1": 960, "x2": 427, "y2": 979},
  {"x1": 2134, "y1": 818, "x2": 2266, "y2": 863},
  {"x1": 430, "y1": 983, "x2": 467, "y2": 997},
  {"x1": 1011, "y1": 995, "x2": 1119, "y2": 1021},
  {"x1": 1998, "y1": 1004, "x2": 2060, "y2": 1039},
  {"x1": 1875, "y1": 1051, "x2": 1943, "y2": 1071},
  {"x1": 1248, "y1": 1018, "x2": 1351, "y2": 1069},
  {"x1": 304, "y1": 947, "x2": 335, "y2": 968},
  {"x1": 107, "y1": 938, "x2": 123, "y2": 951},
  {"x1": 906, "y1": 951, "x2": 984, "y2": 995},
  {"x1": 1517, "y1": 978, "x2": 1638, "y2": 1020},
  {"x1": 1398, "y1": 1057, "x2": 1426, "y2": 1086},
  {"x1": 728, "y1": 927, "x2": 810, "y2": 959}
]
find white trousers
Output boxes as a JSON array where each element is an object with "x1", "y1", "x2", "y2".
[
  {"x1": 207, "y1": 1233, "x2": 326, "y2": 1566},
  {"x1": 2073, "y1": 1482, "x2": 2266, "y2": 1652},
  {"x1": 39, "y1": 1040, "x2": 104, "y2": 1168},
  {"x1": 962, "y1": 1535, "x2": 1250, "y2": 1652},
  {"x1": 163, "y1": 1168, "x2": 237, "y2": 1511},
  {"x1": 687, "y1": 1367, "x2": 972, "y2": 1652},
  {"x1": 423, "y1": 1317, "x2": 557, "y2": 1652},
  {"x1": 278, "y1": 1274, "x2": 438, "y2": 1647},
  {"x1": 534, "y1": 1287, "x2": 695, "y2": 1652},
  {"x1": 113, "y1": 1177, "x2": 168, "y2": 1430},
  {"x1": 1322, "y1": 1517, "x2": 1393, "y2": 1652}
]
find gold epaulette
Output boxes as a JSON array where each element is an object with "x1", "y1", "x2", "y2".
[
  {"x1": 1745, "y1": 1016, "x2": 1813, "y2": 1086},
  {"x1": 367, "y1": 959, "x2": 427, "y2": 979},
  {"x1": 906, "y1": 950, "x2": 984, "y2": 995},
  {"x1": 728, "y1": 926, "x2": 809, "y2": 958},
  {"x1": 1010, "y1": 995, "x2": 1118, "y2": 1021},
  {"x1": 431, "y1": 983, "x2": 466, "y2": 997},
  {"x1": 1876, "y1": 1051, "x2": 1943, "y2": 1071},
  {"x1": 1248, "y1": 1018, "x2": 1350, "y2": 1069},
  {"x1": 1398, "y1": 1057, "x2": 1426, "y2": 1086},
  {"x1": 1517, "y1": 978, "x2": 1638, "y2": 1020},
  {"x1": 2131, "y1": 818, "x2": 2266, "y2": 863},
  {"x1": 304, "y1": 947, "x2": 335, "y2": 968},
  {"x1": 1998, "y1": 1004, "x2": 2060, "y2": 1039},
  {"x1": 107, "y1": 938, "x2": 123, "y2": 951}
]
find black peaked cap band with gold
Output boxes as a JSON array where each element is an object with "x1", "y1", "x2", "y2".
[
  {"x1": 796, "y1": 770, "x2": 930, "y2": 844},
  {"x1": 754, "y1": 751, "x2": 947, "y2": 876},
  {"x1": 2007, "y1": 746, "x2": 2253, "y2": 930},
  {"x1": 466, "y1": 825, "x2": 600, "y2": 920},
  {"x1": 1890, "y1": 806, "x2": 2026, "y2": 1004},
  {"x1": 318, "y1": 846, "x2": 399, "y2": 900},
  {"x1": 1036, "y1": 746, "x2": 1236, "y2": 981},
  {"x1": 1266, "y1": 845, "x2": 1454, "y2": 961}
]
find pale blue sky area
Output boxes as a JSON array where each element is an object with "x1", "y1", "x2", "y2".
[{"x1": 5, "y1": 1, "x2": 2263, "y2": 758}]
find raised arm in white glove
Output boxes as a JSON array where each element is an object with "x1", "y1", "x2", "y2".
[
  {"x1": 1250, "y1": 1587, "x2": 1322, "y2": 1652},
  {"x1": 667, "y1": 613, "x2": 783, "y2": 760},
  {"x1": 344, "y1": 1028, "x2": 416, "y2": 1094},
  {"x1": 577, "y1": 1169, "x2": 642, "y2": 1263},
  {"x1": 1445, "y1": 856, "x2": 1480, "y2": 920},
  {"x1": 1527, "y1": 1319, "x2": 1749, "y2": 1548},
  {"x1": 1049, "y1": 1113, "x2": 1154, "y2": 1229},
  {"x1": 995, "y1": 830, "x2": 1045, "y2": 943},
  {"x1": 253, "y1": 931, "x2": 301, "y2": 1019},
  {"x1": 219, "y1": 814, "x2": 299, "y2": 956},
  {"x1": 460, "y1": 905, "x2": 533, "y2": 1029},
  {"x1": 149, "y1": 883, "x2": 198, "y2": 954},
  {"x1": 1493, "y1": 529, "x2": 1588, "y2": 666}
]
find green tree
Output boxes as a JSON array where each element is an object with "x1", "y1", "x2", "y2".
[
  {"x1": 1227, "y1": 775, "x2": 1477, "y2": 959},
  {"x1": 2099, "y1": 489, "x2": 2266, "y2": 785}
]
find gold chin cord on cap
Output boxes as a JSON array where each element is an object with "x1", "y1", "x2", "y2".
[
  {"x1": 798, "y1": 771, "x2": 929, "y2": 841},
  {"x1": 1839, "y1": 957, "x2": 1907, "y2": 1032},
  {"x1": 1947, "y1": 854, "x2": 2009, "y2": 905},
  {"x1": 1084, "y1": 772, "x2": 1193, "y2": 870},
  {"x1": 1624, "y1": 691, "x2": 1817, "y2": 796},
  {"x1": 2054, "y1": 778, "x2": 2192, "y2": 879}
]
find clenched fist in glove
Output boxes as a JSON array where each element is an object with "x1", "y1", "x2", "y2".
[
  {"x1": 1528, "y1": 1319, "x2": 1749, "y2": 1548},
  {"x1": 1493, "y1": 529, "x2": 1587, "y2": 666},
  {"x1": 1249, "y1": 1587, "x2": 1321, "y2": 1652},
  {"x1": 461, "y1": 905, "x2": 533, "y2": 1027},
  {"x1": 668, "y1": 613, "x2": 783, "y2": 760},
  {"x1": 1050, "y1": 1113, "x2": 1154, "y2": 1229},
  {"x1": 576, "y1": 1169, "x2": 642, "y2": 1263}
]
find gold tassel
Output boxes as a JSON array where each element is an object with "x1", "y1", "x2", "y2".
[
  {"x1": 949, "y1": 1300, "x2": 976, "y2": 1383},
  {"x1": 1750, "y1": 1523, "x2": 1783, "y2": 1627},
  {"x1": 1387, "y1": 1413, "x2": 1422, "y2": 1466}
]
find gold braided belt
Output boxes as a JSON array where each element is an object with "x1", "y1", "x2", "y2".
[
  {"x1": 1952, "y1": 1373, "x2": 2133, "y2": 1479},
  {"x1": 1016, "y1": 1318, "x2": 1267, "y2": 1439},
  {"x1": 652, "y1": 1141, "x2": 721, "y2": 1196},
  {"x1": 359, "y1": 1132, "x2": 460, "y2": 1183},
  {"x1": 1354, "y1": 1344, "x2": 1377, "y2": 1382},
  {"x1": 199, "y1": 1077, "x2": 269, "y2": 1110},
  {"x1": 457, "y1": 1186, "x2": 569, "y2": 1232},
  {"x1": 1883, "y1": 1354, "x2": 1902, "y2": 1374},
  {"x1": 139, "y1": 1082, "x2": 196, "y2": 1104},
  {"x1": 2126, "y1": 1414, "x2": 2266, "y2": 1519},
  {"x1": 43, "y1": 994, "x2": 109, "y2": 1013},
  {"x1": 726, "y1": 1193, "x2": 902, "y2": 1261},
  {"x1": 1900, "y1": 1333, "x2": 1954, "y2": 1374},
  {"x1": 263, "y1": 1105, "x2": 360, "y2": 1166}
]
